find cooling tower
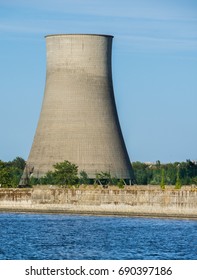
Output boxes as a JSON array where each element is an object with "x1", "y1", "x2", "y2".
[{"x1": 25, "y1": 34, "x2": 134, "y2": 181}]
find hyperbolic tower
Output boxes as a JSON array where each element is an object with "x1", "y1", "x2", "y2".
[{"x1": 25, "y1": 34, "x2": 134, "y2": 181}]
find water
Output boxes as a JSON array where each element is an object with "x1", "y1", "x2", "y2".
[{"x1": 0, "y1": 213, "x2": 196, "y2": 260}]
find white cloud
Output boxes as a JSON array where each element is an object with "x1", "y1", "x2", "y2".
[
  {"x1": 2, "y1": 0, "x2": 197, "y2": 20},
  {"x1": 0, "y1": 0, "x2": 196, "y2": 53},
  {"x1": 117, "y1": 34, "x2": 197, "y2": 53}
]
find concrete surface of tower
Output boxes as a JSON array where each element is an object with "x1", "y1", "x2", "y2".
[{"x1": 27, "y1": 34, "x2": 134, "y2": 182}]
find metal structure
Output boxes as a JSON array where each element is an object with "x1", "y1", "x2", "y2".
[{"x1": 24, "y1": 34, "x2": 134, "y2": 181}]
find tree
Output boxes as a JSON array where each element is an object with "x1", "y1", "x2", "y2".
[
  {"x1": 160, "y1": 169, "x2": 165, "y2": 189},
  {"x1": 79, "y1": 171, "x2": 90, "y2": 185},
  {"x1": 0, "y1": 160, "x2": 24, "y2": 187},
  {"x1": 132, "y1": 162, "x2": 150, "y2": 185},
  {"x1": 10, "y1": 157, "x2": 26, "y2": 170},
  {"x1": 47, "y1": 160, "x2": 78, "y2": 185},
  {"x1": 175, "y1": 167, "x2": 182, "y2": 189},
  {"x1": 0, "y1": 165, "x2": 11, "y2": 187},
  {"x1": 95, "y1": 171, "x2": 109, "y2": 185},
  {"x1": 95, "y1": 171, "x2": 118, "y2": 186}
]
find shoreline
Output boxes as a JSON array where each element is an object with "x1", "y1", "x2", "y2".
[{"x1": 0, "y1": 208, "x2": 197, "y2": 220}]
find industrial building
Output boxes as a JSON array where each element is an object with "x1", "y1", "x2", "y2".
[{"x1": 23, "y1": 34, "x2": 134, "y2": 182}]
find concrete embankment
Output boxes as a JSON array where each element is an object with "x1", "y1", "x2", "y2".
[{"x1": 0, "y1": 185, "x2": 196, "y2": 218}]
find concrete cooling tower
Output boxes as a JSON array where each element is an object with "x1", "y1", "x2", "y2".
[{"x1": 24, "y1": 34, "x2": 134, "y2": 182}]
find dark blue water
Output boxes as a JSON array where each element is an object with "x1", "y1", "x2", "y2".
[{"x1": 0, "y1": 213, "x2": 196, "y2": 260}]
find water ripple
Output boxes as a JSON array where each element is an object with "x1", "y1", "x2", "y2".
[{"x1": 0, "y1": 213, "x2": 196, "y2": 260}]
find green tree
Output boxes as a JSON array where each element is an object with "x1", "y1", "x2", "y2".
[
  {"x1": 95, "y1": 171, "x2": 118, "y2": 186},
  {"x1": 132, "y1": 162, "x2": 150, "y2": 185},
  {"x1": 175, "y1": 167, "x2": 182, "y2": 189},
  {"x1": 46, "y1": 160, "x2": 78, "y2": 185},
  {"x1": 10, "y1": 157, "x2": 26, "y2": 170},
  {"x1": 0, "y1": 160, "x2": 24, "y2": 187},
  {"x1": 0, "y1": 164, "x2": 11, "y2": 187},
  {"x1": 95, "y1": 171, "x2": 108, "y2": 185},
  {"x1": 160, "y1": 169, "x2": 165, "y2": 189},
  {"x1": 117, "y1": 178, "x2": 125, "y2": 188},
  {"x1": 79, "y1": 171, "x2": 90, "y2": 185},
  {"x1": 165, "y1": 163, "x2": 177, "y2": 185}
]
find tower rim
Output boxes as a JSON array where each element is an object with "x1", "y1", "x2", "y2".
[{"x1": 45, "y1": 33, "x2": 114, "y2": 38}]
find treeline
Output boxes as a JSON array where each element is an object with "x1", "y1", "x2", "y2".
[
  {"x1": 133, "y1": 160, "x2": 197, "y2": 185},
  {"x1": 0, "y1": 157, "x2": 197, "y2": 187}
]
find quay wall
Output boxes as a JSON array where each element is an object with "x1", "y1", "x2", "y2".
[{"x1": 0, "y1": 185, "x2": 196, "y2": 218}]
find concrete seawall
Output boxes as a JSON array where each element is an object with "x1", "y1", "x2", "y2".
[{"x1": 0, "y1": 185, "x2": 196, "y2": 218}]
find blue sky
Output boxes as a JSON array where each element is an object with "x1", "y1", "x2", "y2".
[{"x1": 0, "y1": 0, "x2": 196, "y2": 163}]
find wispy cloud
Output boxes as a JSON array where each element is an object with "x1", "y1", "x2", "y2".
[
  {"x1": 117, "y1": 35, "x2": 197, "y2": 53},
  {"x1": 2, "y1": 0, "x2": 197, "y2": 21},
  {"x1": 0, "y1": 0, "x2": 196, "y2": 53}
]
